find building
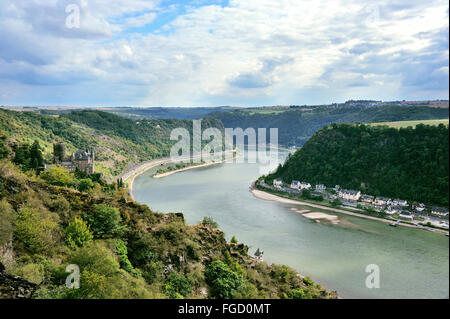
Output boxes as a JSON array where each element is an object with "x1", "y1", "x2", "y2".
[
  {"x1": 399, "y1": 210, "x2": 414, "y2": 221},
  {"x1": 49, "y1": 142, "x2": 95, "y2": 175},
  {"x1": 414, "y1": 203, "x2": 426, "y2": 212},
  {"x1": 392, "y1": 199, "x2": 408, "y2": 207},
  {"x1": 315, "y1": 184, "x2": 326, "y2": 193},
  {"x1": 273, "y1": 179, "x2": 283, "y2": 188},
  {"x1": 374, "y1": 196, "x2": 391, "y2": 206},
  {"x1": 431, "y1": 207, "x2": 449, "y2": 218},
  {"x1": 290, "y1": 180, "x2": 311, "y2": 190},
  {"x1": 338, "y1": 189, "x2": 361, "y2": 201},
  {"x1": 360, "y1": 194, "x2": 375, "y2": 204}
]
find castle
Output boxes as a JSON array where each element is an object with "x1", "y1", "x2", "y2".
[{"x1": 49, "y1": 142, "x2": 95, "y2": 175}]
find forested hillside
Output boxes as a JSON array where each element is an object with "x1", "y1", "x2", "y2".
[
  {"x1": 0, "y1": 109, "x2": 223, "y2": 179},
  {"x1": 0, "y1": 141, "x2": 335, "y2": 298},
  {"x1": 209, "y1": 106, "x2": 449, "y2": 146},
  {"x1": 267, "y1": 123, "x2": 449, "y2": 206}
]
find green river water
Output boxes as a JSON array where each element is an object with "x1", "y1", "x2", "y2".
[{"x1": 133, "y1": 151, "x2": 449, "y2": 299}]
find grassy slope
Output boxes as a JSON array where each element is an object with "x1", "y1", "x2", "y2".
[{"x1": 369, "y1": 119, "x2": 449, "y2": 128}]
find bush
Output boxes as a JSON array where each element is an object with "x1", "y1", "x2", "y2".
[
  {"x1": 13, "y1": 205, "x2": 60, "y2": 255},
  {"x1": 330, "y1": 199, "x2": 342, "y2": 206},
  {"x1": 205, "y1": 260, "x2": 243, "y2": 299},
  {"x1": 40, "y1": 166, "x2": 76, "y2": 187},
  {"x1": 83, "y1": 204, "x2": 123, "y2": 238},
  {"x1": 164, "y1": 272, "x2": 192, "y2": 298},
  {"x1": 78, "y1": 178, "x2": 94, "y2": 192},
  {"x1": 65, "y1": 218, "x2": 93, "y2": 249},
  {"x1": 0, "y1": 200, "x2": 14, "y2": 246},
  {"x1": 202, "y1": 216, "x2": 218, "y2": 228},
  {"x1": 115, "y1": 239, "x2": 134, "y2": 273}
]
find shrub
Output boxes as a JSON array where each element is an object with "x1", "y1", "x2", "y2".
[
  {"x1": 0, "y1": 200, "x2": 14, "y2": 246},
  {"x1": 13, "y1": 205, "x2": 60, "y2": 255},
  {"x1": 83, "y1": 204, "x2": 123, "y2": 237},
  {"x1": 291, "y1": 287, "x2": 306, "y2": 299},
  {"x1": 202, "y1": 216, "x2": 218, "y2": 228},
  {"x1": 65, "y1": 218, "x2": 93, "y2": 249},
  {"x1": 230, "y1": 236, "x2": 238, "y2": 244},
  {"x1": 115, "y1": 239, "x2": 134, "y2": 273},
  {"x1": 40, "y1": 166, "x2": 76, "y2": 187},
  {"x1": 78, "y1": 178, "x2": 94, "y2": 192},
  {"x1": 205, "y1": 260, "x2": 243, "y2": 299},
  {"x1": 164, "y1": 272, "x2": 192, "y2": 298}
]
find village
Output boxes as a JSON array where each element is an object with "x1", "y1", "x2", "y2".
[{"x1": 269, "y1": 178, "x2": 449, "y2": 230}]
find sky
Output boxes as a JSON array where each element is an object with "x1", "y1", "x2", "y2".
[{"x1": 0, "y1": 0, "x2": 448, "y2": 107}]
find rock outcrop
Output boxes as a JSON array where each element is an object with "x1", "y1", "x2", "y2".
[{"x1": 0, "y1": 262, "x2": 37, "y2": 299}]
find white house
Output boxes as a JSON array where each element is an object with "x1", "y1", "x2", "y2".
[
  {"x1": 315, "y1": 184, "x2": 326, "y2": 192},
  {"x1": 374, "y1": 196, "x2": 391, "y2": 206},
  {"x1": 414, "y1": 203, "x2": 426, "y2": 212},
  {"x1": 291, "y1": 180, "x2": 311, "y2": 190},
  {"x1": 392, "y1": 199, "x2": 408, "y2": 207},
  {"x1": 273, "y1": 179, "x2": 283, "y2": 188},
  {"x1": 360, "y1": 194, "x2": 375, "y2": 204},
  {"x1": 290, "y1": 180, "x2": 301, "y2": 189},
  {"x1": 338, "y1": 189, "x2": 361, "y2": 201},
  {"x1": 431, "y1": 207, "x2": 449, "y2": 218}
]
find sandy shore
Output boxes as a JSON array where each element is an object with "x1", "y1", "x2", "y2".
[
  {"x1": 120, "y1": 150, "x2": 236, "y2": 200},
  {"x1": 153, "y1": 160, "x2": 227, "y2": 178},
  {"x1": 250, "y1": 186, "x2": 449, "y2": 234}
]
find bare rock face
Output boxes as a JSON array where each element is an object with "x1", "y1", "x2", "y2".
[{"x1": 0, "y1": 262, "x2": 37, "y2": 299}]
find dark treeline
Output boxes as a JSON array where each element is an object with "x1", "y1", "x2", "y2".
[
  {"x1": 268, "y1": 123, "x2": 449, "y2": 207},
  {"x1": 209, "y1": 106, "x2": 449, "y2": 146}
]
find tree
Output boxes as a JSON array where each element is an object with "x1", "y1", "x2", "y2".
[
  {"x1": 14, "y1": 206, "x2": 60, "y2": 255},
  {"x1": 65, "y1": 218, "x2": 93, "y2": 249},
  {"x1": 202, "y1": 216, "x2": 218, "y2": 228},
  {"x1": 29, "y1": 140, "x2": 44, "y2": 171},
  {"x1": 83, "y1": 204, "x2": 123, "y2": 237},
  {"x1": 78, "y1": 178, "x2": 94, "y2": 192},
  {"x1": 205, "y1": 260, "x2": 243, "y2": 299},
  {"x1": 164, "y1": 272, "x2": 192, "y2": 298},
  {"x1": 40, "y1": 166, "x2": 76, "y2": 187},
  {"x1": 230, "y1": 236, "x2": 238, "y2": 244}
]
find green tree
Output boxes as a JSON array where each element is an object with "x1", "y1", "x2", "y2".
[
  {"x1": 29, "y1": 140, "x2": 44, "y2": 171},
  {"x1": 83, "y1": 204, "x2": 123, "y2": 237},
  {"x1": 65, "y1": 218, "x2": 93, "y2": 249},
  {"x1": 40, "y1": 166, "x2": 76, "y2": 187},
  {"x1": 164, "y1": 272, "x2": 192, "y2": 298},
  {"x1": 205, "y1": 260, "x2": 243, "y2": 299},
  {"x1": 13, "y1": 206, "x2": 60, "y2": 255},
  {"x1": 202, "y1": 216, "x2": 218, "y2": 228},
  {"x1": 78, "y1": 178, "x2": 94, "y2": 192}
]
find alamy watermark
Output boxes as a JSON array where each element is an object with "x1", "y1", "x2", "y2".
[
  {"x1": 365, "y1": 264, "x2": 380, "y2": 289},
  {"x1": 170, "y1": 120, "x2": 279, "y2": 173},
  {"x1": 65, "y1": 264, "x2": 80, "y2": 289},
  {"x1": 65, "y1": 4, "x2": 81, "y2": 29}
]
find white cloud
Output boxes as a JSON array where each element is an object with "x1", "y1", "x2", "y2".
[{"x1": 0, "y1": 0, "x2": 448, "y2": 106}]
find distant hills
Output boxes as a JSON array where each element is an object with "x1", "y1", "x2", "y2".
[
  {"x1": 266, "y1": 123, "x2": 449, "y2": 207},
  {"x1": 208, "y1": 105, "x2": 449, "y2": 147}
]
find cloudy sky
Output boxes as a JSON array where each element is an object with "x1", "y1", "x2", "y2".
[{"x1": 0, "y1": 0, "x2": 448, "y2": 107}]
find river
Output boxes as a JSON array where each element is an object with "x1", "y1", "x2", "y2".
[{"x1": 133, "y1": 150, "x2": 449, "y2": 299}]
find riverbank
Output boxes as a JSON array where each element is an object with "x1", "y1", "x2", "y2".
[
  {"x1": 153, "y1": 159, "x2": 228, "y2": 178},
  {"x1": 120, "y1": 150, "x2": 237, "y2": 199},
  {"x1": 250, "y1": 184, "x2": 449, "y2": 235}
]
